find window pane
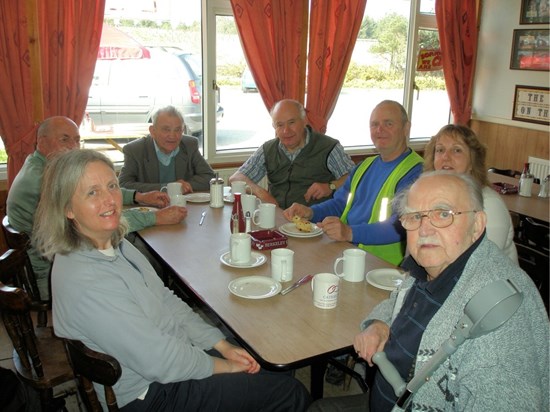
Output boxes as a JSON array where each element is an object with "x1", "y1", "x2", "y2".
[
  {"x1": 409, "y1": 29, "x2": 450, "y2": 138},
  {"x1": 326, "y1": 0, "x2": 411, "y2": 147},
  {"x1": 81, "y1": 0, "x2": 203, "y2": 163},
  {"x1": 215, "y1": 15, "x2": 272, "y2": 153}
]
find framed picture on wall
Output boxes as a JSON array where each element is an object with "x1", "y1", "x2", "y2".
[
  {"x1": 512, "y1": 85, "x2": 549, "y2": 125},
  {"x1": 520, "y1": 0, "x2": 550, "y2": 24},
  {"x1": 510, "y1": 29, "x2": 550, "y2": 70}
]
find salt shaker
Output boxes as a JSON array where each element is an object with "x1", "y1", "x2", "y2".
[
  {"x1": 245, "y1": 211, "x2": 251, "y2": 233},
  {"x1": 538, "y1": 175, "x2": 550, "y2": 198},
  {"x1": 210, "y1": 172, "x2": 224, "y2": 208},
  {"x1": 518, "y1": 163, "x2": 534, "y2": 197}
]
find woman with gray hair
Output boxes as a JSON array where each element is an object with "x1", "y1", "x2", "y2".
[
  {"x1": 423, "y1": 124, "x2": 518, "y2": 263},
  {"x1": 32, "y1": 149, "x2": 310, "y2": 411}
]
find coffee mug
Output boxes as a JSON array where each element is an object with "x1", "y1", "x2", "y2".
[
  {"x1": 271, "y1": 248, "x2": 294, "y2": 282},
  {"x1": 253, "y1": 203, "x2": 276, "y2": 229},
  {"x1": 230, "y1": 233, "x2": 252, "y2": 264},
  {"x1": 170, "y1": 194, "x2": 187, "y2": 207},
  {"x1": 241, "y1": 194, "x2": 261, "y2": 217},
  {"x1": 230, "y1": 181, "x2": 252, "y2": 200},
  {"x1": 161, "y1": 182, "x2": 183, "y2": 197},
  {"x1": 333, "y1": 249, "x2": 366, "y2": 282},
  {"x1": 311, "y1": 273, "x2": 340, "y2": 309}
]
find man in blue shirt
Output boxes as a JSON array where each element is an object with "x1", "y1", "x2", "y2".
[{"x1": 284, "y1": 100, "x2": 423, "y2": 265}]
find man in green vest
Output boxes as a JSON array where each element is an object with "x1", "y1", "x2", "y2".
[
  {"x1": 283, "y1": 100, "x2": 423, "y2": 266},
  {"x1": 229, "y1": 99, "x2": 355, "y2": 209}
]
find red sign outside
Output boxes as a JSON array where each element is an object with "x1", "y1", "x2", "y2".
[{"x1": 417, "y1": 49, "x2": 443, "y2": 71}]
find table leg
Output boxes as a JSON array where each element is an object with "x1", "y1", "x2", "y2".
[{"x1": 310, "y1": 359, "x2": 328, "y2": 400}]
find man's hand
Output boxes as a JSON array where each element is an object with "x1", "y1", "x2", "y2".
[
  {"x1": 353, "y1": 320, "x2": 390, "y2": 366},
  {"x1": 135, "y1": 191, "x2": 169, "y2": 208},
  {"x1": 154, "y1": 206, "x2": 187, "y2": 225},
  {"x1": 317, "y1": 216, "x2": 353, "y2": 241},
  {"x1": 304, "y1": 182, "x2": 332, "y2": 202},
  {"x1": 283, "y1": 203, "x2": 313, "y2": 221},
  {"x1": 176, "y1": 179, "x2": 193, "y2": 194}
]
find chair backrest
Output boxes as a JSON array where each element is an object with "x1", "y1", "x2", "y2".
[
  {"x1": 0, "y1": 247, "x2": 49, "y2": 327},
  {"x1": 64, "y1": 339, "x2": 122, "y2": 412},
  {"x1": 520, "y1": 217, "x2": 549, "y2": 252},
  {"x1": 1, "y1": 216, "x2": 49, "y2": 326},
  {"x1": 0, "y1": 282, "x2": 43, "y2": 375}
]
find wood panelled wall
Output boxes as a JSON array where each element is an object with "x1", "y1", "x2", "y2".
[{"x1": 470, "y1": 119, "x2": 550, "y2": 172}]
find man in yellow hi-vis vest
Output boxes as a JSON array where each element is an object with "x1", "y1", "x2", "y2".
[{"x1": 283, "y1": 100, "x2": 423, "y2": 266}]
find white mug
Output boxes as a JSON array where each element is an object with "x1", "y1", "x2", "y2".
[
  {"x1": 311, "y1": 273, "x2": 340, "y2": 309},
  {"x1": 253, "y1": 203, "x2": 276, "y2": 229},
  {"x1": 241, "y1": 194, "x2": 261, "y2": 217},
  {"x1": 333, "y1": 249, "x2": 366, "y2": 282},
  {"x1": 230, "y1": 181, "x2": 252, "y2": 200},
  {"x1": 170, "y1": 194, "x2": 187, "y2": 207},
  {"x1": 271, "y1": 248, "x2": 294, "y2": 282},
  {"x1": 230, "y1": 233, "x2": 252, "y2": 264},
  {"x1": 161, "y1": 182, "x2": 183, "y2": 197}
]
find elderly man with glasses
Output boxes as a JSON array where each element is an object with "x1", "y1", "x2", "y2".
[{"x1": 309, "y1": 171, "x2": 549, "y2": 412}]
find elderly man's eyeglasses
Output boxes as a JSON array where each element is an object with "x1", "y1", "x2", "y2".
[{"x1": 399, "y1": 209, "x2": 478, "y2": 231}]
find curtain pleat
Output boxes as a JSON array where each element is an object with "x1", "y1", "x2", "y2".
[{"x1": 435, "y1": 0, "x2": 478, "y2": 125}]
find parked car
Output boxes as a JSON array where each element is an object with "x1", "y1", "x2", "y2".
[
  {"x1": 85, "y1": 49, "x2": 223, "y2": 138},
  {"x1": 241, "y1": 67, "x2": 258, "y2": 93}
]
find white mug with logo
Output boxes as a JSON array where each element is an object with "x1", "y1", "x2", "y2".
[
  {"x1": 170, "y1": 194, "x2": 187, "y2": 207},
  {"x1": 253, "y1": 203, "x2": 276, "y2": 229},
  {"x1": 230, "y1": 233, "x2": 252, "y2": 265},
  {"x1": 241, "y1": 194, "x2": 261, "y2": 217},
  {"x1": 271, "y1": 248, "x2": 294, "y2": 282},
  {"x1": 161, "y1": 182, "x2": 183, "y2": 197},
  {"x1": 311, "y1": 273, "x2": 340, "y2": 309},
  {"x1": 333, "y1": 248, "x2": 366, "y2": 282}
]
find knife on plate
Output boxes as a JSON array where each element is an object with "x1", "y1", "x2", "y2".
[{"x1": 280, "y1": 274, "x2": 314, "y2": 295}]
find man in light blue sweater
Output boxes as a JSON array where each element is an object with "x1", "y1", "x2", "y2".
[{"x1": 309, "y1": 171, "x2": 549, "y2": 412}]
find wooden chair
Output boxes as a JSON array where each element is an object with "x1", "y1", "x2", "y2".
[
  {"x1": 0, "y1": 282, "x2": 74, "y2": 411},
  {"x1": 64, "y1": 339, "x2": 122, "y2": 412},
  {"x1": 1, "y1": 215, "x2": 49, "y2": 327}
]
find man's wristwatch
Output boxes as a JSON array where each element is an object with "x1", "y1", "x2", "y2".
[{"x1": 329, "y1": 181, "x2": 337, "y2": 192}]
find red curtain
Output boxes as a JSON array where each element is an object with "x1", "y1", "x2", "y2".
[
  {"x1": 230, "y1": 0, "x2": 308, "y2": 111},
  {"x1": 306, "y1": 0, "x2": 367, "y2": 133},
  {"x1": 0, "y1": 0, "x2": 105, "y2": 186},
  {"x1": 435, "y1": 0, "x2": 478, "y2": 125}
]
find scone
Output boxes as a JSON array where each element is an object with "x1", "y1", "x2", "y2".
[{"x1": 292, "y1": 215, "x2": 313, "y2": 232}]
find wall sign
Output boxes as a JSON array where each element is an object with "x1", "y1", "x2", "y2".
[{"x1": 512, "y1": 85, "x2": 549, "y2": 125}]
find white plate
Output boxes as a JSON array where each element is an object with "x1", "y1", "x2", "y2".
[
  {"x1": 129, "y1": 206, "x2": 158, "y2": 212},
  {"x1": 223, "y1": 195, "x2": 234, "y2": 204},
  {"x1": 365, "y1": 269, "x2": 406, "y2": 291},
  {"x1": 278, "y1": 223, "x2": 323, "y2": 238},
  {"x1": 220, "y1": 251, "x2": 267, "y2": 268},
  {"x1": 185, "y1": 193, "x2": 211, "y2": 203},
  {"x1": 228, "y1": 276, "x2": 282, "y2": 299}
]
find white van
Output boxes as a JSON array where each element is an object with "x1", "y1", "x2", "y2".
[{"x1": 86, "y1": 49, "x2": 222, "y2": 136}]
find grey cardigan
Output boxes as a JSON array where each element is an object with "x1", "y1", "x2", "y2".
[
  {"x1": 118, "y1": 135, "x2": 215, "y2": 192},
  {"x1": 363, "y1": 237, "x2": 549, "y2": 412}
]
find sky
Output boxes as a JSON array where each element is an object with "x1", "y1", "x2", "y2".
[{"x1": 103, "y1": 0, "x2": 435, "y2": 26}]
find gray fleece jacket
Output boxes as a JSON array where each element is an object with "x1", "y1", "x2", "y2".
[
  {"x1": 52, "y1": 239, "x2": 225, "y2": 408},
  {"x1": 362, "y1": 237, "x2": 549, "y2": 411}
]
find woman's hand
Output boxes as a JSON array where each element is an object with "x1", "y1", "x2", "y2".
[{"x1": 213, "y1": 340, "x2": 260, "y2": 374}]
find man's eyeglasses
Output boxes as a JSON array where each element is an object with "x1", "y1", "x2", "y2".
[{"x1": 399, "y1": 209, "x2": 478, "y2": 231}]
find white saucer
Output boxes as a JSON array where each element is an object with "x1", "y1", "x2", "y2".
[
  {"x1": 278, "y1": 223, "x2": 323, "y2": 238},
  {"x1": 223, "y1": 196, "x2": 234, "y2": 204},
  {"x1": 365, "y1": 269, "x2": 406, "y2": 291},
  {"x1": 228, "y1": 276, "x2": 281, "y2": 299},
  {"x1": 185, "y1": 193, "x2": 210, "y2": 203},
  {"x1": 220, "y1": 251, "x2": 267, "y2": 268},
  {"x1": 129, "y1": 206, "x2": 158, "y2": 212}
]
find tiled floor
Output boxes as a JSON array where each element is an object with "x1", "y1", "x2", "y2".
[{"x1": 1, "y1": 315, "x2": 363, "y2": 411}]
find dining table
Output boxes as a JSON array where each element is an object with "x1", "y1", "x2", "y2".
[
  {"x1": 488, "y1": 172, "x2": 549, "y2": 223},
  {"x1": 137, "y1": 197, "x2": 395, "y2": 399}
]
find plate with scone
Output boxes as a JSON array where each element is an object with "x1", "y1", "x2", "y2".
[{"x1": 279, "y1": 216, "x2": 323, "y2": 238}]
